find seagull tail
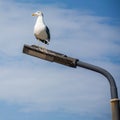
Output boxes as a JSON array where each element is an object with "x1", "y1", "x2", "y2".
[{"x1": 41, "y1": 39, "x2": 49, "y2": 45}]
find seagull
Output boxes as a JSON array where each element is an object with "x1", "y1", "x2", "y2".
[{"x1": 32, "y1": 11, "x2": 50, "y2": 45}]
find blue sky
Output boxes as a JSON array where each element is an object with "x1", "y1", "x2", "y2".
[{"x1": 0, "y1": 0, "x2": 120, "y2": 120}]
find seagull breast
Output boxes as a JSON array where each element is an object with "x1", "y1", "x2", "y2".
[{"x1": 34, "y1": 20, "x2": 47, "y2": 40}]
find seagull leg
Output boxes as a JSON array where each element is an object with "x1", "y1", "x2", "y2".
[
  {"x1": 36, "y1": 39, "x2": 48, "y2": 53},
  {"x1": 41, "y1": 45, "x2": 48, "y2": 53},
  {"x1": 37, "y1": 39, "x2": 41, "y2": 47}
]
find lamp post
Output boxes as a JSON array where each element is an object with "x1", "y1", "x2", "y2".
[{"x1": 23, "y1": 44, "x2": 120, "y2": 120}]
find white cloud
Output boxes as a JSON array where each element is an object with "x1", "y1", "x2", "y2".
[{"x1": 0, "y1": 0, "x2": 120, "y2": 117}]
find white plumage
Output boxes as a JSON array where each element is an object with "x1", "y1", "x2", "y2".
[{"x1": 32, "y1": 11, "x2": 50, "y2": 45}]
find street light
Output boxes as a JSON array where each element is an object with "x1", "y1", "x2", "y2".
[{"x1": 23, "y1": 44, "x2": 120, "y2": 120}]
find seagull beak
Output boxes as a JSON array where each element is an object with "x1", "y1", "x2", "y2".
[{"x1": 32, "y1": 13, "x2": 35, "y2": 16}]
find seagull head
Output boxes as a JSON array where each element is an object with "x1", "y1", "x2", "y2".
[{"x1": 32, "y1": 11, "x2": 43, "y2": 17}]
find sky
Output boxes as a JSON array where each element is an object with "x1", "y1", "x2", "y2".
[{"x1": 0, "y1": 0, "x2": 120, "y2": 120}]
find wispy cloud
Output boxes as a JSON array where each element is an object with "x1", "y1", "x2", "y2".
[{"x1": 0, "y1": 0, "x2": 120, "y2": 119}]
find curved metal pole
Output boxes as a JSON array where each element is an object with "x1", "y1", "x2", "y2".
[
  {"x1": 76, "y1": 60, "x2": 120, "y2": 120},
  {"x1": 76, "y1": 60, "x2": 118, "y2": 98}
]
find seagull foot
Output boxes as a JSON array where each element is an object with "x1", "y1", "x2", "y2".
[{"x1": 40, "y1": 46, "x2": 48, "y2": 53}]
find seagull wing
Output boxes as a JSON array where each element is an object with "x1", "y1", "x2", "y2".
[{"x1": 46, "y1": 26, "x2": 50, "y2": 41}]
